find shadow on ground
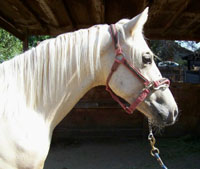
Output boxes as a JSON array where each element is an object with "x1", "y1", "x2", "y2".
[{"x1": 44, "y1": 137, "x2": 200, "y2": 169}]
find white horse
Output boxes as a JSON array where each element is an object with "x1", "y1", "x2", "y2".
[{"x1": 0, "y1": 8, "x2": 178, "y2": 169}]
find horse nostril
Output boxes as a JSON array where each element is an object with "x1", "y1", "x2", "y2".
[
  {"x1": 166, "y1": 109, "x2": 178, "y2": 125},
  {"x1": 174, "y1": 109, "x2": 178, "y2": 119},
  {"x1": 166, "y1": 113, "x2": 174, "y2": 124}
]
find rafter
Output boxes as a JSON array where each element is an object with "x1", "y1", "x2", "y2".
[
  {"x1": 0, "y1": 15, "x2": 24, "y2": 40},
  {"x1": 38, "y1": 0, "x2": 59, "y2": 26},
  {"x1": 62, "y1": 0, "x2": 76, "y2": 29},
  {"x1": 163, "y1": 0, "x2": 190, "y2": 33},
  {"x1": 18, "y1": 0, "x2": 46, "y2": 30},
  {"x1": 48, "y1": 25, "x2": 73, "y2": 36},
  {"x1": 145, "y1": 28, "x2": 200, "y2": 41},
  {"x1": 88, "y1": 0, "x2": 105, "y2": 23},
  {"x1": 188, "y1": 15, "x2": 200, "y2": 34}
]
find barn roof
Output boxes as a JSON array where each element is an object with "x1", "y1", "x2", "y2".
[{"x1": 0, "y1": 0, "x2": 200, "y2": 41}]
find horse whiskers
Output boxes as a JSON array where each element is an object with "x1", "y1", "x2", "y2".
[
  {"x1": 153, "y1": 125, "x2": 164, "y2": 135},
  {"x1": 149, "y1": 119, "x2": 165, "y2": 134}
]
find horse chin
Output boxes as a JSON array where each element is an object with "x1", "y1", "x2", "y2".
[
  {"x1": 147, "y1": 116, "x2": 177, "y2": 135},
  {"x1": 127, "y1": 98, "x2": 176, "y2": 128},
  {"x1": 148, "y1": 110, "x2": 176, "y2": 129},
  {"x1": 136, "y1": 102, "x2": 170, "y2": 128},
  {"x1": 149, "y1": 116, "x2": 171, "y2": 129}
]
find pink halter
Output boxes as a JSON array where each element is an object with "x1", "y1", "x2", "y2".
[{"x1": 106, "y1": 24, "x2": 170, "y2": 114}]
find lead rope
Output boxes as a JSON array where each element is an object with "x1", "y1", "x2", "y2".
[{"x1": 148, "y1": 119, "x2": 168, "y2": 169}]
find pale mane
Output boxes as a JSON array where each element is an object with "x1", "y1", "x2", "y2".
[{"x1": 0, "y1": 25, "x2": 106, "y2": 110}]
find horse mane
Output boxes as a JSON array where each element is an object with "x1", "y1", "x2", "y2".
[
  {"x1": 0, "y1": 20, "x2": 150, "y2": 111},
  {"x1": 0, "y1": 25, "x2": 106, "y2": 109}
]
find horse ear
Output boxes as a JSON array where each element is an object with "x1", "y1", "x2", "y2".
[{"x1": 123, "y1": 7, "x2": 149, "y2": 36}]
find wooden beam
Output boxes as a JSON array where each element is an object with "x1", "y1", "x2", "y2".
[
  {"x1": 163, "y1": 0, "x2": 190, "y2": 33},
  {"x1": 18, "y1": 0, "x2": 47, "y2": 30},
  {"x1": 0, "y1": 15, "x2": 24, "y2": 40},
  {"x1": 88, "y1": 0, "x2": 104, "y2": 23},
  {"x1": 188, "y1": 15, "x2": 200, "y2": 34},
  {"x1": 145, "y1": 29, "x2": 200, "y2": 41},
  {"x1": 23, "y1": 35, "x2": 28, "y2": 52},
  {"x1": 22, "y1": 25, "x2": 74, "y2": 36},
  {"x1": 62, "y1": 0, "x2": 77, "y2": 29},
  {"x1": 190, "y1": 24, "x2": 200, "y2": 36},
  {"x1": 38, "y1": 0, "x2": 59, "y2": 26},
  {"x1": 74, "y1": 101, "x2": 125, "y2": 109},
  {"x1": 48, "y1": 25, "x2": 73, "y2": 36}
]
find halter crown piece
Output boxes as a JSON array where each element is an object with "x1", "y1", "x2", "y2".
[{"x1": 106, "y1": 24, "x2": 170, "y2": 114}]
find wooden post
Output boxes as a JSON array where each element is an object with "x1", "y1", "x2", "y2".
[{"x1": 23, "y1": 35, "x2": 28, "y2": 52}]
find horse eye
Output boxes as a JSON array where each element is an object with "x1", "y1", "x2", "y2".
[{"x1": 142, "y1": 52, "x2": 152, "y2": 64}]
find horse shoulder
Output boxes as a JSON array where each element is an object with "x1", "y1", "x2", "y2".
[{"x1": 0, "y1": 109, "x2": 51, "y2": 169}]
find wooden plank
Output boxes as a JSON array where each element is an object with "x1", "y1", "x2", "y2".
[
  {"x1": 163, "y1": 0, "x2": 190, "y2": 33},
  {"x1": 0, "y1": 0, "x2": 200, "y2": 41},
  {"x1": 62, "y1": 0, "x2": 77, "y2": 28},
  {"x1": 23, "y1": 35, "x2": 28, "y2": 51},
  {"x1": 105, "y1": 0, "x2": 145, "y2": 23},
  {"x1": 64, "y1": 109, "x2": 143, "y2": 127},
  {"x1": 74, "y1": 101, "x2": 127, "y2": 109},
  {"x1": 64, "y1": 0, "x2": 91, "y2": 24},
  {"x1": 19, "y1": 0, "x2": 46, "y2": 30},
  {"x1": 88, "y1": 0, "x2": 104, "y2": 23},
  {"x1": 0, "y1": 15, "x2": 24, "y2": 40},
  {"x1": 46, "y1": 0, "x2": 73, "y2": 27},
  {"x1": 48, "y1": 25, "x2": 74, "y2": 36},
  {"x1": 53, "y1": 83, "x2": 200, "y2": 139},
  {"x1": 0, "y1": 0, "x2": 41, "y2": 29},
  {"x1": 37, "y1": 0, "x2": 59, "y2": 26},
  {"x1": 53, "y1": 128, "x2": 144, "y2": 139},
  {"x1": 144, "y1": 30, "x2": 200, "y2": 41}
]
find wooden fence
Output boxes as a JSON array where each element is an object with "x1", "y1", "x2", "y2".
[
  {"x1": 53, "y1": 83, "x2": 200, "y2": 140},
  {"x1": 159, "y1": 67, "x2": 184, "y2": 82}
]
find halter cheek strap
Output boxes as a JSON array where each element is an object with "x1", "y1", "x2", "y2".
[{"x1": 106, "y1": 24, "x2": 170, "y2": 114}]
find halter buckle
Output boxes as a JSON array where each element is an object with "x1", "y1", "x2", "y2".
[
  {"x1": 153, "y1": 78, "x2": 170, "y2": 91},
  {"x1": 144, "y1": 82, "x2": 154, "y2": 90}
]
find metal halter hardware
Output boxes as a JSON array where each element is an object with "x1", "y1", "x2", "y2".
[
  {"x1": 148, "y1": 120, "x2": 168, "y2": 169},
  {"x1": 106, "y1": 24, "x2": 170, "y2": 114}
]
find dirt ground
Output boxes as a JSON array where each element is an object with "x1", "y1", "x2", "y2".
[{"x1": 44, "y1": 137, "x2": 200, "y2": 169}]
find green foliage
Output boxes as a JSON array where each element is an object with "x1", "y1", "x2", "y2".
[
  {"x1": 0, "y1": 28, "x2": 52, "y2": 63},
  {"x1": 28, "y1": 35, "x2": 52, "y2": 48},
  {"x1": 0, "y1": 28, "x2": 22, "y2": 63}
]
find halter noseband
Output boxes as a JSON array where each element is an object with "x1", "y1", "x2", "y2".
[{"x1": 106, "y1": 24, "x2": 170, "y2": 114}]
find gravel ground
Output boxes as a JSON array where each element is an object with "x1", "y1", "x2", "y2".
[{"x1": 44, "y1": 137, "x2": 200, "y2": 169}]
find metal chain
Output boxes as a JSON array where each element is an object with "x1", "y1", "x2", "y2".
[{"x1": 148, "y1": 119, "x2": 168, "y2": 169}]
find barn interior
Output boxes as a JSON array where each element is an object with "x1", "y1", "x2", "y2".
[{"x1": 0, "y1": 1, "x2": 200, "y2": 168}]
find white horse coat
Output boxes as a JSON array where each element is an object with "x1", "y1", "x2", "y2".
[{"x1": 0, "y1": 8, "x2": 178, "y2": 169}]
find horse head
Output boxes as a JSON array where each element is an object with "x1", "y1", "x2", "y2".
[{"x1": 101, "y1": 8, "x2": 178, "y2": 127}]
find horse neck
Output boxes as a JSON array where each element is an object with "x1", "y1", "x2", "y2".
[
  {"x1": 0, "y1": 25, "x2": 111, "y2": 129},
  {"x1": 35, "y1": 28, "x2": 109, "y2": 129},
  {"x1": 47, "y1": 62, "x2": 99, "y2": 129}
]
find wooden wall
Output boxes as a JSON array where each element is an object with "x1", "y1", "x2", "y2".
[{"x1": 53, "y1": 83, "x2": 200, "y2": 139}]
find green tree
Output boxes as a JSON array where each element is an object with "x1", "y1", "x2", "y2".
[
  {"x1": 149, "y1": 40, "x2": 193, "y2": 65},
  {"x1": 28, "y1": 35, "x2": 52, "y2": 48},
  {"x1": 0, "y1": 28, "x2": 52, "y2": 63},
  {"x1": 0, "y1": 28, "x2": 22, "y2": 63}
]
